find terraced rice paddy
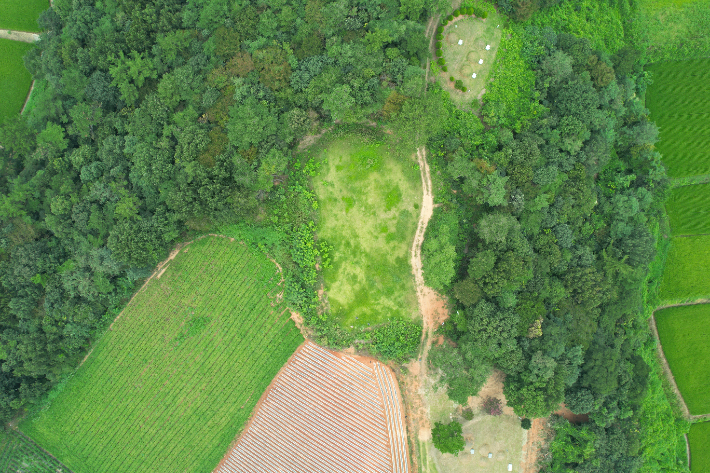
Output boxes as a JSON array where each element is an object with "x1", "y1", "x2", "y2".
[
  {"x1": 655, "y1": 304, "x2": 710, "y2": 415},
  {"x1": 215, "y1": 341, "x2": 409, "y2": 473},
  {"x1": 658, "y1": 235, "x2": 710, "y2": 303},
  {"x1": 666, "y1": 183, "x2": 710, "y2": 235},
  {"x1": 0, "y1": 429, "x2": 71, "y2": 473},
  {"x1": 0, "y1": 38, "x2": 34, "y2": 121},
  {"x1": 20, "y1": 236, "x2": 303, "y2": 473},
  {"x1": 646, "y1": 59, "x2": 710, "y2": 178},
  {"x1": 0, "y1": 0, "x2": 48, "y2": 32},
  {"x1": 689, "y1": 421, "x2": 710, "y2": 472}
]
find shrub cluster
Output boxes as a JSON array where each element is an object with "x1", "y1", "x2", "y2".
[{"x1": 482, "y1": 396, "x2": 502, "y2": 416}]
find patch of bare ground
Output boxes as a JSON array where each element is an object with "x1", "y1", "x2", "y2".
[
  {"x1": 466, "y1": 370, "x2": 515, "y2": 416},
  {"x1": 520, "y1": 417, "x2": 548, "y2": 473}
]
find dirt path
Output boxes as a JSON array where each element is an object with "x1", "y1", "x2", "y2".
[
  {"x1": 400, "y1": 147, "x2": 451, "y2": 471},
  {"x1": 520, "y1": 418, "x2": 546, "y2": 473},
  {"x1": 0, "y1": 30, "x2": 39, "y2": 43}
]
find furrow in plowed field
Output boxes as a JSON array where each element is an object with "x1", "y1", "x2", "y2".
[{"x1": 214, "y1": 341, "x2": 409, "y2": 473}]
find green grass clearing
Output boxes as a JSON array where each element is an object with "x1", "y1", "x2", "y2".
[
  {"x1": 436, "y1": 14, "x2": 503, "y2": 109},
  {"x1": 658, "y1": 235, "x2": 710, "y2": 303},
  {"x1": 0, "y1": 0, "x2": 47, "y2": 32},
  {"x1": 311, "y1": 131, "x2": 421, "y2": 329},
  {"x1": 631, "y1": 0, "x2": 710, "y2": 62},
  {"x1": 646, "y1": 59, "x2": 710, "y2": 178},
  {"x1": 20, "y1": 236, "x2": 303, "y2": 473},
  {"x1": 666, "y1": 183, "x2": 710, "y2": 235},
  {"x1": 0, "y1": 38, "x2": 34, "y2": 123},
  {"x1": 655, "y1": 304, "x2": 710, "y2": 415},
  {"x1": 689, "y1": 421, "x2": 710, "y2": 471}
]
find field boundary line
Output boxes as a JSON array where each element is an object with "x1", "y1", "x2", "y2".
[
  {"x1": 685, "y1": 433, "x2": 690, "y2": 470},
  {"x1": 10, "y1": 427, "x2": 75, "y2": 473}
]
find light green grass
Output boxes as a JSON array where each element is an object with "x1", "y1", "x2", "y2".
[
  {"x1": 0, "y1": 38, "x2": 33, "y2": 123},
  {"x1": 0, "y1": 0, "x2": 47, "y2": 32},
  {"x1": 20, "y1": 236, "x2": 303, "y2": 473},
  {"x1": 631, "y1": 0, "x2": 710, "y2": 62},
  {"x1": 689, "y1": 421, "x2": 710, "y2": 471},
  {"x1": 655, "y1": 304, "x2": 710, "y2": 415},
  {"x1": 659, "y1": 235, "x2": 710, "y2": 303},
  {"x1": 666, "y1": 184, "x2": 710, "y2": 235},
  {"x1": 311, "y1": 132, "x2": 421, "y2": 329},
  {"x1": 423, "y1": 377, "x2": 523, "y2": 473},
  {"x1": 437, "y1": 14, "x2": 502, "y2": 109},
  {"x1": 0, "y1": 429, "x2": 69, "y2": 472},
  {"x1": 646, "y1": 59, "x2": 710, "y2": 178}
]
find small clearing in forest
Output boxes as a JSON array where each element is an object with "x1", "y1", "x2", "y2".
[{"x1": 311, "y1": 130, "x2": 421, "y2": 328}]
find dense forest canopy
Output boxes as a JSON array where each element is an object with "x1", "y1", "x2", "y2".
[{"x1": 0, "y1": 0, "x2": 695, "y2": 471}]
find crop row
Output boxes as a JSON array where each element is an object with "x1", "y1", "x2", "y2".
[{"x1": 21, "y1": 237, "x2": 303, "y2": 473}]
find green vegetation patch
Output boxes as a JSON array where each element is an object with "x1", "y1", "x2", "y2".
[
  {"x1": 0, "y1": 39, "x2": 34, "y2": 122},
  {"x1": 646, "y1": 59, "x2": 710, "y2": 178},
  {"x1": 630, "y1": 0, "x2": 710, "y2": 62},
  {"x1": 655, "y1": 304, "x2": 710, "y2": 415},
  {"x1": 659, "y1": 235, "x2": 710, "y2": 303},
  {"x1": 0, "y1": 0, "x2": 47, "y2": 32},
  {"x1": 21, "y1": 236, "x2": 303, "y2": 473},
  {"x1": 312, "y1": 132, "x2": 421, "y2": 329},
  {"x1": 529, "y1": 0, "x2": 625, "y2": 53},
  {"x1": 436, "y1": 14, "x2": 503, "y2": 108},
  {"x1": 689, "y1": 421, "x2": 710, "y2": 472},
  {"x1": 666, "y1": 183, "x2": 710, "y2": 235},
  {"x1": 0, "y1": 429, "x2": 69, "y2": 472}
]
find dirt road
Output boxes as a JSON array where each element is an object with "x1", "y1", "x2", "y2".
[
  {"x1": 0, "y1": 30, "x2": 39, "y2": 43},
  {"x1": 401, "y1": 147, "x2": 450, "y2": 471}
]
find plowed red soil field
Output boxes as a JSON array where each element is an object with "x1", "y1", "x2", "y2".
[{"x1": 213, "y1": 341, "x2": 409, "y2": 472}]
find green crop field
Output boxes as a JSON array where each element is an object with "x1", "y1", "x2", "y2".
[
  {"x1": 666, "y1": 183, "x2": 710, "y2": 235},
  {"x1": 0, "y1": 428, "x2": 70, "y2": 472},
  {"x1": 646, "y1": 59, "x2": 710, "y2": 178},
  {"x1": 655, "y1": 304, "x2": 710, "y2": 415},
  {"x1": 659, "y1": 235, "x2": 710, "y2": 303},
  {"x1": 20, "y1": 236, "x2": 303, "y2": 473},
  {"x1": 0, "y1": 38, "x2": 34, "y2": 122},
  {"x1": 0, "y1": 0, "x2": 47, "y2": 32},
  {"x1": 689, "y1": 421, "x2": 710, "y2": 471},
  {"x1": 312, "y1": 131, "x2": 421, "y2": 329},
  {"x1": 436, "y1": 13, "x2": 502, "y2": 108}
]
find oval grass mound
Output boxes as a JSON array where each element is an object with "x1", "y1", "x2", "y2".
[
  {"x1": 459, "y1": 64, "x2": 473, "y2": 76},
  {"x1": 446, "y1": 33, "x2": 458, "y2": 45},
  {"x1": 20, "y1": 236, "x2": 303, "y2": 473}
]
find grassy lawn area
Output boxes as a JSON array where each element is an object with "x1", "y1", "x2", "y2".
[
  {"x1": 659, "y1": 235, "x2": 710, "y2": 303},
  {"x1": 666, "y1": 183, "x2": 710, "y2": 235},
  {"x1": 436, "y1": 13, "x2": 502, "y2": 109},
  {"x1": 311, "y1": 129, "x2": 421, "y2": 329},
  {"x1": 655, "y1": 304, "x2": 710, "y2": 415},
  {"x1": 0, "y1": 38, "x2": 34, "y2": 122},
  {"x1": 421, "y1": 375, "x2": 523, "y2": 473},
  {"x1": 631, "y1": 0, "x2": 710, "y2": 62},
  {"x1": 646, "y1": 59, "x2": 710, "y2": 178},
  {"x1": 0, "y1": 0, "x2": 47, "y2": 32},
  {"x1": 20, "y1": 236, "x2": 303, "y2": 473},
  {"x1": 689, "y1": 421, "x2": 710, "y2": 471}
]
